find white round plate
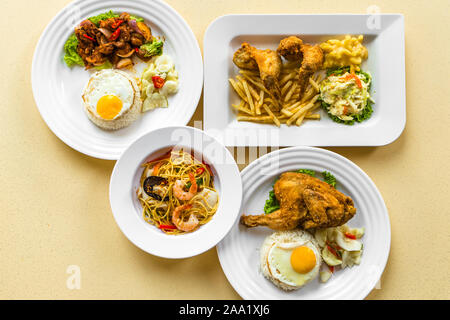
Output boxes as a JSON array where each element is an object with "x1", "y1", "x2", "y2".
[
  {"x1": 217, "y1": 147, "x2": 390, "y2": 300},
  {"x1": 32, "y1": 0, "x2": 203, "y2": 160},
  {"x1": 110, "y1": 126, "x2": 242, "y2": 259}
]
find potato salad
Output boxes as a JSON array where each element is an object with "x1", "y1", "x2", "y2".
[{"x1": 141, "y1": 54, "x2": 179, "y2": 111}]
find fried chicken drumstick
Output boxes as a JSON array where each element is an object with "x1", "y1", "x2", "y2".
[
  {"x1": 241, "y1": 172, "x2": 356, "y2": 230},
  {"x1": 277, "y1": 36, "x2": 324, "y2": 100},
  {"x1": 297, "y1": 44, "x2": 324, "y2": 98}
]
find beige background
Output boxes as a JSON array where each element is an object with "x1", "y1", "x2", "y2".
[{"x1": 1, "y1": 0, "x2": 449, "y2": 299}]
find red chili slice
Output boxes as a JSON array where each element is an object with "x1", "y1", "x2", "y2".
[
  {"x1": 82, "y1": 34, "x2": 96, "y2": 42},
  {"x1": 109, "y1": 28, "x2": 121, "y2": 41},
  {"x1": 158, "y1": 224, "x2": 177, "y2": 230},
  {"x1": 111, "y1": 19, "x2": 124, "y2": 29},
  {"x1": 196, "y1": 167, "x2": 205, "y2": 175}
]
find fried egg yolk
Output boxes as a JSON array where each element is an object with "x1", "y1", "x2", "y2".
[
  {"x1": 96, "y1": 95, "x2": 123, "y2": 120},
  {"x1": 290, "y1": 246, "x2": 317, "y2": 274}
]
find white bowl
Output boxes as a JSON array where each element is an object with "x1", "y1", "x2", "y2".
[{"x1": 109, "y1": 126, "x2": 242, "y2": 259}]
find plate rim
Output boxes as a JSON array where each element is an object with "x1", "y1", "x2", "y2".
[
  {"x1": 203, "y1": 13, "x2": 406, "y2": 147},
  {"x1": 216, "y1": 146, "x2": 391, "y2": 299},
  {"x1": 31, "y1": 0, "x2": 203, "y2": 160}
]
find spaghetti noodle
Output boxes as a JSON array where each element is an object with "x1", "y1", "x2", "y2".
[{"x1": 137, "y1": 148, "x2": 219, "y2": 234}]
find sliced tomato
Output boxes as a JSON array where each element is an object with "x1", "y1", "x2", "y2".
[
  {"x1": 344, "y1": 232, "x2": 357, "y2": 240},
  {"x1": 152, "y1": 75, "x2": 165, "y2": 89}
]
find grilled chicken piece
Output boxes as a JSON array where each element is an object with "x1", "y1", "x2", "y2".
[
  {"x1": 277, "y1": 36, "x2": 303, "y2": 61},
  {"x1": 241, "y1": 172, "x2": 356, "y2": 230}
]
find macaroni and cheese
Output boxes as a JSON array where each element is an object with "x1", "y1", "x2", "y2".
[{"x1": 320, "y1": 35, "x2": 368, "y2": 72}]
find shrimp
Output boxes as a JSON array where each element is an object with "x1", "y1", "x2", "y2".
[
  {"x1": 171, "y1": 204, "x2": 199, "y2": 232},
  {"x1": 173, "y1": 173, "x2": 198, "y2": 201}
]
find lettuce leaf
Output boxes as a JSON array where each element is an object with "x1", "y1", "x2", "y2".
[
  {"x1": 264, "y1": 190, "x2": 280, "y2": 214},
  {"x1": 140, "y1": 39, "x2": 164, "y2": 57},
  {"x1": 88, "y1": 10, "x2": 119, "y2": 26},
  {"x1": 93, "y1": 60, "x2": 113, "y2": 70},
  {"x1": 63, "y1": 34, "x2": 84, "y2": 67},
  {"x1": 322, "y1": 171, "x2": 337, "y2": 188},
  {"x1": 295, "y1": 169, "x2": 316, "y2": 176},
  {"x1": 129, "y1": 15, "x2": 144, "y2": 22}
]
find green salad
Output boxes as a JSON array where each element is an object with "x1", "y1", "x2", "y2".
[
  {"x1": 264, "y1": 169, "x2": 337, "y2": 214},
  {"x1": 319, "y1": 66, "x2": 374, "y2": 125}
]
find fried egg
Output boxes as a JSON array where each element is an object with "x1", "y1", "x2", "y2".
[
  {"x1": 82, "y1": 69, "x2": 141, "y2": 130},
  {"x1": 260, "y1": 230, "x2": 321, "y2": 290},
  {"x1": 83, "y1": 69, "x2": 135, "y2": 120}
]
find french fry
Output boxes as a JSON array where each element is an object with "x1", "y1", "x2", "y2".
[
  {"x1": 309, "y1": 77, "x2": 320, "y2": 92},
  {"x1": 241, "y1": 79, "x2": 256, "y2": 115},
  {"x1": 229, "y1": 78, "x2": 248, "y2": 102},
  {"x1": 280, "y1": 72, "x2": 296, "y2": 85},
  {"x1": 239, "y1": 72, "x2": 271, "y2": 95},
  {"x1": 305, "y1": 113, "x2": 321, "y2": 120},
  {"x1": 281, "y1": 80, "x2": 293, "y2": 96},
  {"x1": 239, "y1": 69, "x2": 259, "y2": 77},
  {"x1": 284, "y1": 83, "x2": 297, "y2": 102},
  {"x1": 286, "y1": 95, "x2": 319, "y2": 126},
  {"x1": 237, "y1": 75, "x2": 259, "y2": 101},
  {"x1": 281, "y1": 109, "x2": 294, "y2": 117},
  {"x1": 248, "y1": 82, "x2": 260, "y2": 101},
  {"x1": 237, "y1": 115, "x2": 273, "y2": 122},
  {"x1": 256, "y1": 90, "x2": 264, "y2": 115},
  {"x1": 284, "y1": 100, "x2": 302, "y2": 111},
  {"x1": 262, "y1": 104, "x2": 281, "y2": 127},
  {"x1": 231, "y1": 63, "x2": 324, "y2": 126},
  {"x1": 231, "y1": 101, "x2": 253, "y2": 115},
  {"x1": 295, "y1": 99, "x2": 320, "y2": 126}
]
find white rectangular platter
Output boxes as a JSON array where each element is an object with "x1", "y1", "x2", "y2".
[{"x1": 203, "y1": 14, "x2": 405, "y2": 147}]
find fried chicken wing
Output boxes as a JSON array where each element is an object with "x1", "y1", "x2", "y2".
[
  {"x1": 232, "y1": 43, "x2": 258, "y2": 70},
  {"x1": 277, "y1": 36, "x2": 303, "y2": 61},
  {"x1": 241, "y1": 172, "x2": 356, "y2": 230},
  {"x1": 233, "y1": 43, "x2": 282, "y2": 104},
  {"x1": 298, "y1": 44, "x2": 324, "y2": 98},
  {"x1": 251, "y1": 48, "x2": 282, "y2": 102}
]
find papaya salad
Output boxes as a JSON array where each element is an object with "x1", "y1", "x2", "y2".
[{"x1": 137, "y1": 149, "x2": 219, "y2": 234}]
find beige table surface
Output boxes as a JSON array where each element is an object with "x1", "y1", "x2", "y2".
[{"x1": 1, "y1": 0, "x2": 449, "y2": 300}]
